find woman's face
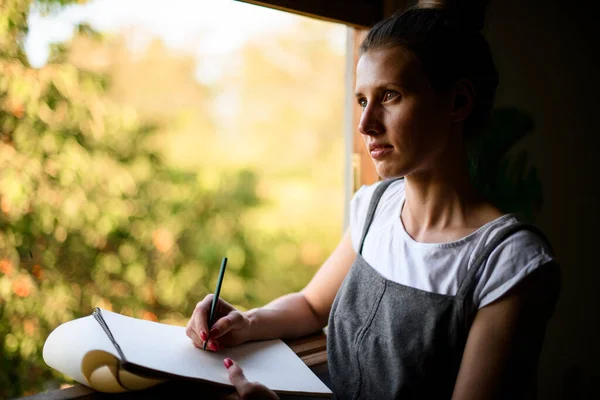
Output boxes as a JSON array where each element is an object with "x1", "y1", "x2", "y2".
[{"x1": 355, "y1": 46, "x2": 456, "y2": 179}]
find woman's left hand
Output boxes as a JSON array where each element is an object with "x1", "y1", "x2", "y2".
[{"x1": 224, "y1": 358, "x2": 279, "y2": 400}]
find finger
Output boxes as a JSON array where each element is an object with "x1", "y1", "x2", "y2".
[
  {"x1": 225, "y1": 358, "x2": 248, "y2": 390},
  {"x1": 185, "y1": 318, "x2": 203, "y2": 346},
  {"x1": 185, "y1": 325, "x2": 203, "y2": 348},
  {"x1": 225, "y1": 359, "x2": 278, "y2": 400},
  {"x1": 209, "y1": 311, "x2": 246, "y2": 339},
  {"x1": 193, "y1": 294, "x2": 215, "y2": 340},
  {"x1": 206, "y1": 338, "x2": 220, "y2": 352}
]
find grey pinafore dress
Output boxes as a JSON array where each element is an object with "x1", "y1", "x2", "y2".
[{"x1": 326, "y1": 178, "x2": 551, "y2": 399}]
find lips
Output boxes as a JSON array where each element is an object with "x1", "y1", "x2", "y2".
[{"x1": 368, "y1": 143, "x2": 393, "y2": 159}]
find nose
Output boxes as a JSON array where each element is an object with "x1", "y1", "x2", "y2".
[{"x1": 358, "y1": 103, "x2": 383, "y2": 136}]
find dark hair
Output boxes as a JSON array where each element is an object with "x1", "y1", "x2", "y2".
[{"x1": 359, "y1": 4, "x2": 498, "y2": 139}]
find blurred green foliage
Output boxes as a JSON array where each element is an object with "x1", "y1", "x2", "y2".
[{"x1": 0, "y1": 0, "x2": 346, "y2": 397}]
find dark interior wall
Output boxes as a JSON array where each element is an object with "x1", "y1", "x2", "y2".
[
  {"x1": 382, "y1": 0, "x2": 600, "y2": 398},
  {"x1": 484, "y1": 1, "x2": 600, "y2": 398}
]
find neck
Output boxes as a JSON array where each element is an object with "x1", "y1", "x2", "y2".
[{"x1": 401, "y1": 153, "x2": 490, "y2": 241}]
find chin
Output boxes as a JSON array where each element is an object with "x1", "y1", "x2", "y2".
[{"x1": 374, "y1": 163, "x2": 406, "y2": 180}]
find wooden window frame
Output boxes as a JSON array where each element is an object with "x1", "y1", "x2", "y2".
[{"x1": 234, "y1": 0, "x2": 384, "y2": 29}]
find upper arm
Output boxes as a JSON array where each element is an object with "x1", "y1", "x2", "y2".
[
  {"x1": 452, "y1": 262, "x2": 561, "y2": 400},
  {"x1": 301, "y1": 228, "x2": 356, "y2": 326}
]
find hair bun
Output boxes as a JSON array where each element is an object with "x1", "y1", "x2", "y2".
[{"x1": 418, "y1": 0, "x2": 489, "y2": 32}]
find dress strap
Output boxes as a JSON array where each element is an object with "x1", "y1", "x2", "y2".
[
  {"x1": 358, "y1": 178, "x2": 402, "y2": 255},
  {"x1": 456, "y1": 221, "x2": 554, "y2": 305}
]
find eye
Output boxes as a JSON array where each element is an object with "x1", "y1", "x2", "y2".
[
  {"x1": 357, "y1": 98, "x2": 367, "y2": 109},
  {"x1": 383, "y1": 90, "x2": 399, "y2": 102}
]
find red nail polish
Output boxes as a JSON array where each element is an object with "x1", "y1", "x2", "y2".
[
  {"x1": 224, "y1": 358, "x2": 233, "y2": 368},
  {"x1": 200, "y1": 331, "x2": 207, "y2": 341},
  {"x1": 208, "y1": 342, "x2": 218, "y2": 351}
]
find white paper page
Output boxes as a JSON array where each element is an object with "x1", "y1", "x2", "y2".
[
  {"x1": 45, "y1": 309, "x2": 331, "y2": 396},
  {"x1": 42, "y1": 314, "x2": 122, "y2": 386}
]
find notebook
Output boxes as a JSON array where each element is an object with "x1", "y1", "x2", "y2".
[{"x1": 42, "y1": 307, "x2": 332, "y2": 397}]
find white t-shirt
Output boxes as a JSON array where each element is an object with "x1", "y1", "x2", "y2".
[{"x1": 350, "y1": 179, "x2": 555, "y2": 309}]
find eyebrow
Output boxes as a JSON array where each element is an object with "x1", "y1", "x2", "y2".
[{"x1": 355, "y1": 82, "x2": 405, "y2": 97}]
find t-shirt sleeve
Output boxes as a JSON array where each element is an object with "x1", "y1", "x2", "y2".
[{"x1": 474, "y1": 229, "x2": 556, "y2": 309}]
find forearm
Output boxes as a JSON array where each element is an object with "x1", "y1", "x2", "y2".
[
  {"x1": 243, "y1": 230, "x2": 354, "y2": 342},
  {"x1": 244, "y1": 292, "x2": 325, "y2": 341}
]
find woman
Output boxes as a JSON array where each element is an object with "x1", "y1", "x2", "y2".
[{"x1": 186, "y1": 5, "x2": 560, "y2": 399}]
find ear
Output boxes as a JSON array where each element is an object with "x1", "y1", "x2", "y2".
[{"x1": 451, "y1": 78, "x2": 475, "y2": 123}]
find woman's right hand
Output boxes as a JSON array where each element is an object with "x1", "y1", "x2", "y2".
[{"x1": 186, "y1": 294, "x2": 252, "y2": 351}]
